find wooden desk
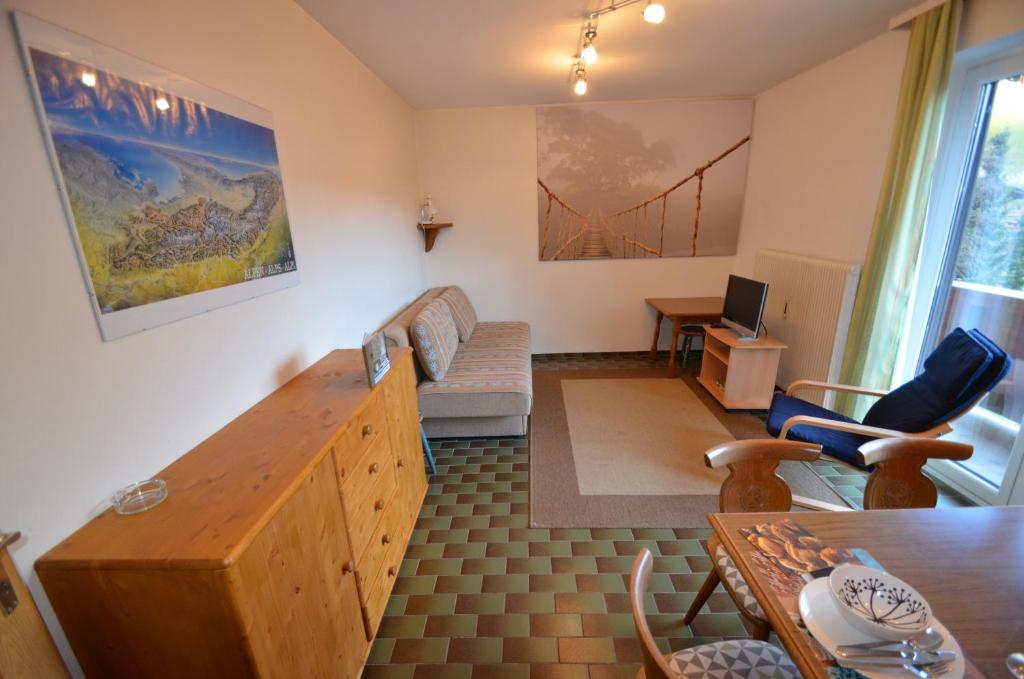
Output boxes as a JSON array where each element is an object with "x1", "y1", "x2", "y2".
[
  {"x1": 710, "y1": 507, "x2": 1024, "y2": 679},
  {"x1": 645, "y1": 297, "x2": 724, "y2": 377}
]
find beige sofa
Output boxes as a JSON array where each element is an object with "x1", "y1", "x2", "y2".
[{"x1": 380, "y1": 288, "x2": 532, "y2": 438}]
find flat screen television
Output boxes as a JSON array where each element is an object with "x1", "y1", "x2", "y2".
[{"x1": 721, "y1": 274, "x2": 768, "y2": 339}]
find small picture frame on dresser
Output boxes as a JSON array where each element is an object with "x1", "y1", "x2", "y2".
[{"x1": 362, "y1": 331, "x2": 391, "y2": 387}]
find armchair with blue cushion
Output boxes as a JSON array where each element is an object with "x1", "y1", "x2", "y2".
[{"x1": 766, "y1": 328, "x2": 1011, "y2": 468}]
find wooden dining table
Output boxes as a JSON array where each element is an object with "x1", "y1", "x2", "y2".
[{"x1": 709, "y1": 506, "x2": 1024, "y2": 679}]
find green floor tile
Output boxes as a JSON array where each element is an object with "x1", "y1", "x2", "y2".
[
  {"x1": 590, "y1": 528, "x2": 634, "y2": 541},
  {"x1": 550, "y1": 528, "x2": 592, "y2": 541},
  {"x1": 575, "y1": 573, "x2": 626, "y2": 593},
  {"x1": 529, "y1": 573, "x2": 579, "y2": 592},
  {"x1": 506, "y1": 557, "x2": 553, "y2": 575},
  {"x1": 417, "y1": 558, "x2": 464, "y2": 576},
  {"x1": 393, "y1": 576, "x2": 437, "y2": 595},
  {"x1": 655, "y1": 540, "x2": 706, "y2": 556},
  {"x1": 444, "y1": 542, "x2": 488, "y2": 558},
  {"x1": 366, "y1": 637, "x2": 395, "y2": 665},
  {"x1": 423, "y1": 614, "x2": 478, "y2": 638},
  {"x1": 482, "y1": 573, "x2": 531, "y2": 593},
  {"x1": 385, "y1": 593, "x2": 409, "y2": 616},
  {"x1": 391, "y1": 637, "x2": 449, "y2": 664},
  {"x1": 551, "y1": 556, "x2": 599, "y2": 574},
  {"x1": 377, "y1": 615, "x2": 427, "y2": 639}
]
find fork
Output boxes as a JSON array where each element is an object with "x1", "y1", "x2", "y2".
[{"x1": 842, "y1": 658, "x2": 954, "y2": 679}]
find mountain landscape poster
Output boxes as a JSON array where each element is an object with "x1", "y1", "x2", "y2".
[
  {"x1": 14, "y1": 13, "x2": 299, "y2": 340},
  {"x1": 536, "y1": 99, "x2": 753, "y2": 261}
]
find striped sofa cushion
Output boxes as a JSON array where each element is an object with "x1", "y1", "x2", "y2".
[
  {"x1": 411, "y1": 299, "x2": 460, "y2": 381},
  {"x1": 439, "y1": 286, "x2": 477, "y2": 342}
]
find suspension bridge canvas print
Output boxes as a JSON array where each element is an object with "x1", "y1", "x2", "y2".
[
  {"x1": 536, "y1": 99, "x2": 752, "y2": 261},
  {"x1": 13, "y1": 13, "x2": 299, "y2": 340}
]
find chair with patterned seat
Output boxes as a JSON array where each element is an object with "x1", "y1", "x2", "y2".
[
  {"x1": 682, "y1": 437, "x2": 974, "y2": 642},
  {"x1": 630, "y1": 547, "x2": 799, "y2": 679},
  {"x1": 681, "y1": 439, "x2": 823, "y2": 641},
  {"x1": 766, "y1": 327, "x2": 1010, "y2": 468}
]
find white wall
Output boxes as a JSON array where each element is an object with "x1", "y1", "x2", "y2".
[
  {"x1": 414, "y1": 106, "x2": 737, "y2": 354},
  {"x1": 0, "y1": 0, "x2": 424, "y2": 672},
  {"x1": 733, "y1": 30, "x2": 910, "y2": 275}
]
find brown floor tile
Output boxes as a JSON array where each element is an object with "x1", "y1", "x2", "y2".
[
  {"x1": 558, "y1": 637, "x2": 616, "y2": 663},
  {"x1": 613, "y1": 637, "x2": 644, "y2": 663},
  {"x1": 505, "y1": 592, "x2": 556, "y2": 614},
  {"x1": 528, "y1": 663, "x2": 590, "y2": 679},
  {"x1": 470, "y1": 664, "x2": 530, "y2": 679},
  {"x1": 413, "y1": 664, "x2": 472, "y2": 679},
  {"x1": 476, "y1": 612, "x2": 530, "y2": 637},
  {"x1": 555, "y1": 592, "x2": 607, "y2": 614},
  {"x1": 588, "y1": 663, "x2": 642, "y2": 679},
  {"x1": 529, "y1": 613, "x2": 584, "y2": 637},
  {"x1": 446, "y1": 637, "x2": 503, "y2": 663},
  {"x1": 502, "y1": 637, "x2": 559, "y2": 663}
]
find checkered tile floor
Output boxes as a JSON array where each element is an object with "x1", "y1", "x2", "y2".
[
  {"x1": 363, "y1": 438, "x2": 750, "y2": 679},
  {"x1": 364, "y1": 352, "x2": 972, "y2": 678}
]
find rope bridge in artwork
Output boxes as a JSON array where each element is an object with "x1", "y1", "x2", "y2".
[{"x1": 538, "y1": 135, "x2": 751, "y2": 261}]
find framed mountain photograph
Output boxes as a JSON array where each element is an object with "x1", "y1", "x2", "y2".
[{"x1": 13, "y1": 12, "x2": 299, "y2": 340}]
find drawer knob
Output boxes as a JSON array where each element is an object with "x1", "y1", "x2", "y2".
[
  {"x1": 362, "y1": 424, "x2": 374, "y2": 437},
  {"x1": 374, "y1": 499, "x2": 385, "y2": 511},
  {"x1": 387, "y1": 566, "x2": 398, "y2": 577},
  {"x1": 397, "y1": 459, "x2": 406, "y2": 468},
  {"x1": 382, "y1": 534, "x2": 391, "y2": 545},
  {"x1": 341, "y1": 560, "x2": 354, "y2": 575},
  {"x1": 369, "y1": 462, "x2": 380, "y2": 474}
]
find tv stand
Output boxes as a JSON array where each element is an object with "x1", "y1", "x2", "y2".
[{"x1": 697, "y1": 324, "x2": 786, "y2": 410}]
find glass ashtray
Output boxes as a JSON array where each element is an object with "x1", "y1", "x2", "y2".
[{"x1": 112, "y1": 479, "x2": 168, "y2": 515}]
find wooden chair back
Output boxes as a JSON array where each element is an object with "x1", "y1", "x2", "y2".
[
  {"x1": 704, "y1": 440, "x2": 823, "y2": 513},
  {"x1": 630, "y1": 548, "x2": 675, "y2": 679},
  {"x1": 858, "y1": 438, "x2": 973, "y2": 509}
]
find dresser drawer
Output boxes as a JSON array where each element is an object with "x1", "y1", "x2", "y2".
[
  {"x1": 354, "y1": 494, "x2": 404, "y2": 595},
  {"x1": 360, "y1": 526, "x2": 404, "y2": 639},
  {"x1": 341, "y1": 438, "x2": 397, "y2": 558},
  {"x1": 333, "y1": 388, "x2": 387, "y2": 475}
]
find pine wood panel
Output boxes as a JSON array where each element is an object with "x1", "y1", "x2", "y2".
[
  {"x1": 333, "y1": 388, "x2": 387, "y2": 474},
  {"x1": 0, "y1": 536, "x2": 67, "y2": 679},
  {"x1": 383, "y1": 357, "x2": 427, "y2": 531},
  {"x1": 710, "y1": 507, "x2": 1024, "y2": 679},
  {"x1": 39, "y1": 565, "x2": 249, "y2": 677},
  {"x1": 354, "y1": 489, "x2": 403, "y2": 595},
  {"x1": 231, "y1": 456, "x2": 366, "y2": 679},
  {"x1": 37, "y1": 349, "x2": 414, "y2": 570}
]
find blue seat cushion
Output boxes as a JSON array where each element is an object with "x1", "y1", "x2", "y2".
[
  {"x1": 862, "y1": 328, "x2": 994, "y2": 432},
  {"x1": 766, "y1": 393, "x2": 873, "y2": 467}
]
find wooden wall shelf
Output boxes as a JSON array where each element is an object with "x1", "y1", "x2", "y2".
[{"x1": 417, "y1": 222, "x2": 452, "y2": 252}]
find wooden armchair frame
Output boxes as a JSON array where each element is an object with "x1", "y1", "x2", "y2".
[{"x1": 776, "y1": 379, "x2": 970, "y2": 442}]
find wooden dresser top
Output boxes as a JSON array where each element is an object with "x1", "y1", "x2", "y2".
[{"x1": 37, "y1": 348, "x2": 413, "y2": 572}]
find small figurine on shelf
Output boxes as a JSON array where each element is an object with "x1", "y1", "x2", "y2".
[{"x1": 419, "y1": 194, "x2": 438, "y2": 225}]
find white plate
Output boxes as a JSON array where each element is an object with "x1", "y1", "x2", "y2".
[{"x1": 799, "y1": 577, "x2": 965, "y2": 679}]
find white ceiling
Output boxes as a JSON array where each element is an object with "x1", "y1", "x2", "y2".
[{"x1": 296, "y1": 0, "x2": 922, "y2": 109}]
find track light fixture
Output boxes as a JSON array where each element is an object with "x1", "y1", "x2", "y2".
[
  {"x1": 643, "y1": 1, "x2": 666, "y2": 24},
  {"x1": 581, "y1": 27, "x2": 598, "y2": 64},
  {"x1": 573, "y1": 65, "x2": 588, "y2": 96},
  {"x1": 568, "y1": 0, "x2": 666, "y2": 96}
]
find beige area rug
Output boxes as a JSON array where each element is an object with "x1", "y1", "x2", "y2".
[
  {"x1": 530, "y1": 368, "x2": 849, "y2": 528},
  {"x1": 563, "y1": 378, "x2": 730, "y2": 496}
]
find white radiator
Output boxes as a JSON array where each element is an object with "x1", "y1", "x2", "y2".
[{"x1": 753, "y1": 250, "x2": 861, "y2": 407}]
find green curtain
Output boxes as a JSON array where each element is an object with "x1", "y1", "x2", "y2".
[{"x1": 836, "y1": 0, "x2": 961, "y2": 418}]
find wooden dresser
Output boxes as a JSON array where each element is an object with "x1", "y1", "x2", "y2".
[{"x1": 36, "y1": 348, "x2": 427, "y2": 678}]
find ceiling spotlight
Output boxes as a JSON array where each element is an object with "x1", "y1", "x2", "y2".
[
  {"x1": 581, "y1": 28, "x2": 598, "y2": 64},
  {"x1": 573, "y1": 67, "x2": 588, "y2": 96},
  {"x1": 81, "y1": 72, "x2": 96, "y2": 87},
  {"x1": 155, "y1": 97, "x2": 170, "y2": 111},
  {"x1": 643, "y1": 1, "x2": 666, "y2": 24}
]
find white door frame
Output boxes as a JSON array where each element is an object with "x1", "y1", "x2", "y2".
[{"x1": 900, "y1": 33, "x2": 1024, "y2": 505}]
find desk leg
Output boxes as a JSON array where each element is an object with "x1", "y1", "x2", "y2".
[
  {"x1": 667, "y1": 318, "x2": 682, "y2": 378},
  {"x1": 649, "y1": 311, "x2": 664, "y2": 359}
]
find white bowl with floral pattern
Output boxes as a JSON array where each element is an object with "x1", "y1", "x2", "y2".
[{"x1": 828, "y1": 564, "x2": 932, "y2": 641}]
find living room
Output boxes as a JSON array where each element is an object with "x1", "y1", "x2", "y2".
[{"x1": 1, "y1": 0, "x2": 1023, "y2": 677}]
